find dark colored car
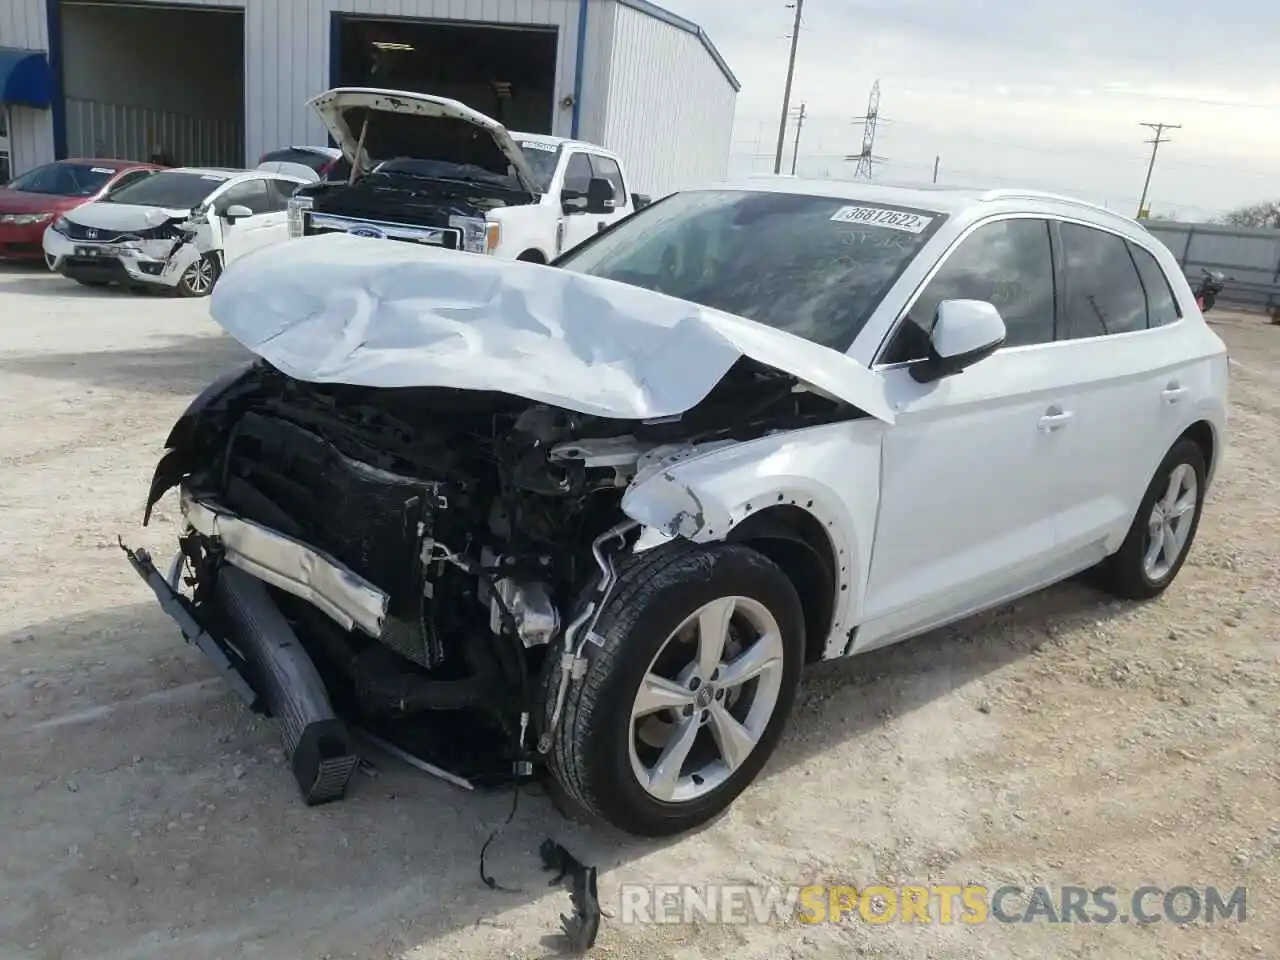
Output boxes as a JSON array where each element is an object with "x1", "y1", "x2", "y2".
[
  {"x1": 257, "y1": 146, "x2": 351, "y2": 182},
  {"x1": 0, "y1": 158, "x2": 163, "y2": 263}
]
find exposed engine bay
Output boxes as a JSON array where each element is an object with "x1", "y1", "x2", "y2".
[{"x1": 136, "y1": 355, "x2": 860, "y2": 796}]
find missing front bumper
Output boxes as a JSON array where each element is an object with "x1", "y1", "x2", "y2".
[{"x1": 121, "y1": 539, "x2": 360, "y2": 805}]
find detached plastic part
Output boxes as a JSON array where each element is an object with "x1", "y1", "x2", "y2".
[
  {"x1": 539, "y1": 838, "x2": 602, "y2": 953},
  {"x1": 215, "y1": 565, "x2": 360, "y2": 805}
]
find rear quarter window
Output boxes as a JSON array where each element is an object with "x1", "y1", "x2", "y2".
[{"x1": 1128, "y1": 242, "x2": 1183, "y2": 327}]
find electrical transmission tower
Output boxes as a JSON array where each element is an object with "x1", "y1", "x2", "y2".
[
  {"x1": 1136, "y1": 121, "x2": 1180, "y2": 219},
  {"x1": 847, "y1": 80, "x2": 883, "y2": 179}
]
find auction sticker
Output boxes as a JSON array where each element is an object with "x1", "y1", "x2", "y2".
[
  {"x1": 519, "y1": 141, "x2": 558, "y2": 152},
  {"x1": 830, "y1": 205, "x2": 934, "y2": 233}
]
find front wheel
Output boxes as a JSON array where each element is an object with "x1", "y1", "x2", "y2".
[
  {"x1": 174, "y1": 253, "x2": 219, "y2": 297},
  {"x1": 544, "y1": 542, "x2": 805, "y2": 837},
  {"x1": 1101, "y1": 438, "x2": 1207, "y2": 600}
]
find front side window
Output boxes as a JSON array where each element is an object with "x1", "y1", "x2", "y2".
[
  {"x1": 589, "y1": 155, "x2": 627, "y2": 203},
  {"x1": 1128, "y1": 241, "x2": 1182, "y2": 327},
  {"x1": 1059, "y1": 222, "x2": 1148, "y2": 338},
  {"x1": 561, "y1": 152, "x2": 593, "y2": 196},
  {"x1": 556, "y1": 189, "x2": 946, "y2": 352},
  {"x1": 881, "y1": 217, "x2": 1057, "y2": 363},
  {"x1": 214, "y1": 178, "x2": 272, "y2": 215},
  {"x1": 104, "y1": 171, "x2": 228, "y2": 209}
]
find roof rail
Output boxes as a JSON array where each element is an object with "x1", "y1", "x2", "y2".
[{"x1": 979, "y1": 188, "x2": 1133, "y2": 222}]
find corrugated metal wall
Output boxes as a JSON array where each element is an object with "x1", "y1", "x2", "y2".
[
  {"x1": 598, "y1": 1, "x2": 735, "y2": 199},
  {"x1": 0, "y1": 0, "x2": 55, "y2": 174},
  {"x1": 244, "y1": 0, "x2": 584, "y2": 164},
  {"x1": 65, "y1": 98, "x2": 242, "y2": 166},
  {"x1": 1145, "y1": 220, "x2": 1280, "y2": 312}
]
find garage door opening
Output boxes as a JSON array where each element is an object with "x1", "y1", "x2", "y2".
[
  {"x1": 333, "y1": 16, "x2": 558, "y2": 134},
  {"x1": 59, "y1": 0, "x2": 244, "y2": 167}
]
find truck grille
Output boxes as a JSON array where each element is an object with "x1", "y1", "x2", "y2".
[
  {"x1": 304, "y1": 212, "x2": 460, "y2": 249},
  {"x1": 221, "y1": 412, "x2": 449, "y2": 666}
]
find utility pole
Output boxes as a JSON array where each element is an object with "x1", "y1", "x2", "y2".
[
  {"x1": 790, "y1": 102, "x2": 807, "y2": 175},
  {"x1": 1137, "y1": 122, "x2": 1180, "y2": 219},
  {"x1": 773, "y1": 0, "x2": 804, "y2": 174},
  {"x1": 932, "y1": 155, "x2": 940, "y2": 183}
]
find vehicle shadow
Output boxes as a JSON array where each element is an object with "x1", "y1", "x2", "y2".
[
  {"x1": 0, "y1": 261, "x2": 150, "y2": 298},
  {"x1": 0, "y1": 575, "x2": 1120, "y2": 957},
  {"x1": 0, "y1": 334, "x2": 250, "y2": 396}
]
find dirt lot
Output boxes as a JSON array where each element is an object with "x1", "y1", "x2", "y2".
[{"x1": 0, "y1": 263, "x2": 1276, "y2": 960}]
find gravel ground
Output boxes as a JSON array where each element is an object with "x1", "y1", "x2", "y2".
[{"x1": 1, "y1": 263, "x2": 1276, "y2": 960}]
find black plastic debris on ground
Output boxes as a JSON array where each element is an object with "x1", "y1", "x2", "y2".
[{"x1": 540, "y1": 838, "x2": 602, "y2": 953}]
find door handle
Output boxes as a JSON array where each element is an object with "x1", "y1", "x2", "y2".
[
  {"x1": 1162, "y1": 382, "x2": 1188, "y2": 403},
  {"x1": 1038, "y1": 407, "x2": 1073, "y2": 432}
]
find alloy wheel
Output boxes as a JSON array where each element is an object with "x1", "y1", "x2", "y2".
[
  {"x1": 628, "y1": 595, "x2": 785, "y2": 804},
  {"x1": 183, "y1": 257, "x2": 214, "y2": 295},
  {"x1": 1143, "y1": 462, "x2": 1198, "y2": 581}
]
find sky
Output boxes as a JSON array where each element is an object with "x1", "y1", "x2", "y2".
[{"x1": 662, "y1": 0, "x2": 1280, "y2": 220}]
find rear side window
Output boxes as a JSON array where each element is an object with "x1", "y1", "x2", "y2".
[
  {"x1": 562, "y1": 153, "x2": 593, "y2": 194},
  {"x1": 882, "y1": 217, "x2": 1057, "y2": 362},
  {"x1": 1059, "y1": 223, "x2": 1147, "y2": 338},
  {"x1": 589, "y1": 155, "x2": 626, "y2": 203},
  {"x1": 1128, "y1": 242, "x2": 1182, "y2": 327}
]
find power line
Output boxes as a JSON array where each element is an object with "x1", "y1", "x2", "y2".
[
  {"x1": 1137, "y1": 121, "x2": 1181, "y2": 218},
  {"x1": 773, "y1": 0, "x2": 805, "y2": 174}
]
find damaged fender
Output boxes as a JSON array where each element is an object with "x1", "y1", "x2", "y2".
[{"x1": 620, "y1": 420, "x2": 887, "y2": 659}]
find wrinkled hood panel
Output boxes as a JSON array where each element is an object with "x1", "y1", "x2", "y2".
[
  {"x1": 308, "y1": 87, "x2": 538, "y2": 194},
  {"x1": 63, "y1": 202, "x2": 191, "y2": 231},
  {"x1": 208, "y1": 233, "x2": 895, "y2": 423}
]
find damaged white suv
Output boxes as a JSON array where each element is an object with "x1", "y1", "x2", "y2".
[{"x1": 124, "y1": 179, "x2": 1228, "y2": 837}]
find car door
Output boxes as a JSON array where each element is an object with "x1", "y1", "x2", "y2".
[
  {"x1": 856, "y1": 216, "x2": 1069, "y2": 650},
  {"x1": 558, "y1": 151, "x2": 603, "y2": 252},
  {"x1": 214, "y1": 177, "x2": 281, "y2": 263},
  {"x1": 1045, "y1": 221, "x2": 1199, "y2": 559}
]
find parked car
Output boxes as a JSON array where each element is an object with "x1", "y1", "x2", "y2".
[
  {"x1": 43, "y1": 166, "x2": 309, "y2": 296},
  {"x1": 0, "y1": 158, "x2": 161, "y2": 265},
  {"x1": 257, "y1": 145, "x2": 350, "y2": 183},
  {"x1": 123, "y1": 179, "x2": 1228, "y2": 836},
  {"x1": 286, "y1": 87, "x2": 639, "y2": 262}
]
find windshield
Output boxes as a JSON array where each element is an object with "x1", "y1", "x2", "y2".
[
  {"x1": 514, "y1": 140, "x2": 562, "y2": 192},
  {"x1": 556, "y1": 189, "x2": 946, "y2": 352},
  {"x1": 371, "y1": 158, "x2": 517, "y2": 189},
  {"x1": 104, "y1": 171, "x2": 228, "y2": 208},
  {"x1": 7, "y1": 162, "x2": 118, "y2": 197}
]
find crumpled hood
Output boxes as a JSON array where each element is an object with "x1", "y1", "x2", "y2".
[
  {"x1": 208, "y1": 233, "x2": 895, "y2": 423},
  {"x1": 63, "y1": 201, "x2": 191, "y2": 231}
]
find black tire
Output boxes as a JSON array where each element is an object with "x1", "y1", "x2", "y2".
[
  {"x1": 543, "y1": 541, "x2": 805, "y2": 837},
  {"x1": 74, "y1": 278, "x2": 110, "y2": 288},
  {"x1": 516, "y1": 250, "x2": 546, "y2": 263},
  {"x1": 1101, "y1": 438, "x2": 1207, "y2": 600},
  {"x1": 174, "y1": 253, "x2": 219, "y2": 298}
]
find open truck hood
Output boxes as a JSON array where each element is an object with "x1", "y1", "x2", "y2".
[
  {"x1": 208, "y1": 232, "x2": 896, "y2": 424},
  {"x1": 307, "y1": 87, "x2": 540, "y2": 194}
]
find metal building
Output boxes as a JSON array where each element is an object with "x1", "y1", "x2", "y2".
[{"x1": 0, "y1": 0, "x2": 738, "y2": 198}]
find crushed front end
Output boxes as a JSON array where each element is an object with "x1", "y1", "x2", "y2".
[{"x1": 126, "y1": 357, "x2": 853, "y2": 803}]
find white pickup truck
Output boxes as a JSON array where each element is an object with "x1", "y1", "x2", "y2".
[{"x1": 287, "y1": 87, "x2": 651, "y2": 263}]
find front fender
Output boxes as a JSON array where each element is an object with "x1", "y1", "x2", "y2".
[{"x1": 620, "y1": 420, "x2": 886, "y2": 658}]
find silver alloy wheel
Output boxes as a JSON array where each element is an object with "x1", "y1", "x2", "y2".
[
  {"x1": 628, "y1": 595, "x2": 785, "y2": 804},
  {"x1": 1143, "y1": 462, "x2": 1198, "y2": 581},
  {"x1": 183, "y1": 256, "x2": 214, "y2": 294}
]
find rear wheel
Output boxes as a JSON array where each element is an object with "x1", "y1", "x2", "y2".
[
  {"x1": 1102, "y1": 438, "x2": 1207, "y2": 600},
  {"x1": 174, "y1": 253, "x2": 219, "y2": 297},
  {"x1": 544, "y1": 542, "x2": 805, "y2": 837}
]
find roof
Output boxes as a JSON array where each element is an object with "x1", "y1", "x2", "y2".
[
  {"x1": 61, "y1": 158, "x2": 159, "y2": 169},
  {"x1": 615, "y1": 0, "x2": 739, "y2": 92},
  {"x1": 713, "y1": 174, "x2": 1139, "y2": 226},
  {"x1": 168, "y1": 166, "x2": 309, "y2": 182}
]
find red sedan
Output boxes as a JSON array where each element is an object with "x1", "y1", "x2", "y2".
[{"x1": 0, "y1": 158, "x2": 163, "y2": 264}]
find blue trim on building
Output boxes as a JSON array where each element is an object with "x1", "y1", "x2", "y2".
[
  {"x1": 0, "y1": 48, "x2": 54, "y2": 108},
  {"x1": 570, "y1": 0, "x2": 590, "y2": 137},
  {"x1": 327, "y1": 13, "x2": 342, "y2": 148},
  {"x1": 43, "y1": 2, "x2": 68, "y2": 159},
  {"x1": 614, "y1": 0, "x2": 740, "y2": 92}
]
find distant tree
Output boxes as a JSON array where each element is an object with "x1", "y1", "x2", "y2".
[{"x1": 1216, "y1": 200, "x2": 1280, "y2": 229}]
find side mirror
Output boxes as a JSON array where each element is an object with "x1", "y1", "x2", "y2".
[
  {"x1": 584, "y1": 177, "x2": 614, "y2": 215},
  {"x1": 223, "y1": 204, "x2": 253, "y2": 223},
  {"x1": 632, "y1": 192, "x2": 652, "y2": 210},
  {"x1": 910, "y1": 299, "x2": 1007, "y2": 383}
]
